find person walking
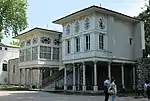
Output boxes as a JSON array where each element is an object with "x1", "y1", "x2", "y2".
[
  {"x1": 144, "y1": 80, "x2": 150, "y2": 100},
  {"x1": 104, "y1": 77, "x2": 110, "y2": 101},
  {"x1": 108, "y1": 77, "x2": 117, "y2": 101}
]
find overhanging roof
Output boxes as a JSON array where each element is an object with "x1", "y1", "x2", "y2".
[
  {"x1": 53, "y1": 5, "x2": 140, "y2": 24},
  {"x1": 14, "y1": 27, "x2": 62, "y2": 39}
]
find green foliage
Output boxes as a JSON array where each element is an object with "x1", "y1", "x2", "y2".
[
  {"x1": 0, "y1": 0, "x2": 28, "y2": 41},
  {"x1": 137, "y1": 2, "x2": 150, "y2": 56},
  {"x1": 10, "y1": 40, "x2": 20, "y2": 46},
  {"x1": 0, "y1": 85, "x2": 29, "y2": 91}
]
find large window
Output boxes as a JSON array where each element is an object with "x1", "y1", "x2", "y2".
[
  {"x1": 53, "y1": 47, "x2": 59, "y2": 60},
  {"x1": 99, "y1": 34, "x2": 104, "y2": 49},
  {"x1": 2, "y1": 63, "x2": 7, "y2": 71},
  {"x1": 75, "y1": 37, "x2": 80, "y2": 52},
  {"x1": 40, "y1": 37, "x2": 51, "y2": 44},
  {"x1": 26, "y1": 48, "x2": 31, "y2": 61},
  {"x1": 32, "y1": 46, "x2": 38, "y2": 60},
  {"x1": 67, "y1": 40, "x2": 71, "y2": 53},
  {"x1": 40, "y1": 46, "x2": 51, "y2": 59},
  {"x1": 20, "y1": 50, "x2": 25, "y2": 62},
  {"x1": 85, "y1": 35, "x2": 90, "y2": 50}
]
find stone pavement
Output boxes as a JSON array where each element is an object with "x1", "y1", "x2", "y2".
[{"x1": 0, "y1": 91, "x2": 148, "y2": 101}]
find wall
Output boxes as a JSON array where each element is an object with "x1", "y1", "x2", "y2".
[
  {"x1": 0, "y1": 46, "x2": 19, "y2": 84},
  {"x1": 107, "y1": 16, "x2": 134, "y2": 60},
  {"x1": 61, "y1": 12, "x2": 143, "y2": 62}
]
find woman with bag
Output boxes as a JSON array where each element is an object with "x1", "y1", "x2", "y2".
[{"x1": 108, "y1": 77, "x2": 117, "y2": 101}]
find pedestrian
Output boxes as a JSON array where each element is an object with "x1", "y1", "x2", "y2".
[
  {"x1": 144, "y1": 80, "x2": 150, "y2": 100},
  {"x1": 104, "y1": 77, "x2": 110, "y2": 101},
  {"x1": 108, "y1": 77, "x2": 117, "y2": 101}
]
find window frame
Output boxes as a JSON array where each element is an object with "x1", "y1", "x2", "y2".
[
  {"x1": 85, "y1": 34, "x2": 90, "y2": 50},
  {"x1": 53, "y1": 47, "x2": 59, "y2": 60},
  {"x1": 39, "y1": 46, "x2": 51, "y2": 59},
  {"x1": 98, "y1": 34, "x2": 104, "y2": 49},
  {"x1": 74, "y1": 21, "x2": 80, "y2": 33},
  {"x1": 66, "y1": 40, "x2": 71, "y2": 54},
  {"x1": 75, "y1": 37, "x2": 80, "y2": 52},
  {"x1": 84, "y1": 18, "x2": 90, "y2": 30}
]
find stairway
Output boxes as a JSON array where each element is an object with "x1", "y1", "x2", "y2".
[{"x1": 41, "y1": 68, "x2": 73, "y2": 91}]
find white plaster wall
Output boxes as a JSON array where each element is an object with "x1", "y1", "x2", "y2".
[
  {"x1": 0, "y1": 47, "x2": 19, "y2": 84},
  {"x1": 61, "y1": 12, "x2": 144, "y2": 62}
]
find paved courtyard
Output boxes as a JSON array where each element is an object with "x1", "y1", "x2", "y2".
[{"x1": 0, "y1": 91, "x2": 148, "y2": 101}]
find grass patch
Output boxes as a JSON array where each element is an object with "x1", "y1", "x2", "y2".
[{"x1": 0, "y1": 85, "x2": 29, "y2": 91}]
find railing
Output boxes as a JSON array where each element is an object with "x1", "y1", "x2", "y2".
[
  {"x1": 41, "y1": 69, "x2": 64, "y2": 88},
  {"x1": 41, "y1": 69, "x2": 73, "y2": 89}
]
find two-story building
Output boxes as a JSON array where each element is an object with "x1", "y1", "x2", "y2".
[
  {"x1": 12, "y1": 27, "x2": 62, "y2": 88},
  {"x1": 53, "y1": 5, "x2": 145, "y2": 91}
]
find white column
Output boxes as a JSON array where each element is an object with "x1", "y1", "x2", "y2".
[
  {"x1": 77, "y1": 65, "x2": 80, "y2": 90},
  {"x1": 64, "y1": 65, "x2": 67, "y2": 91},
  {"x1": 108, "y1": 62, "x2": 111, "y2": 78},
  {"x1": 93, "y1": 61, "x2": 98, "y2": 92},
  {"x1": 19, "y1": 69, "x2": 22, "y2": 87},
  {"x1": 30, "y1": 68, "x2": 33, "y2": 88},
  {"x1": 73, "y1": 64, "x2": 76, "y2": 91},
  {"x1": 24, "y1": 68, "x2": 27, "y2": 87},
  {"x1": 133, "y1": 66, "x2": 136, "y2": 90},
  {"x1": 121, "y1": 64, "x2": 125, "y2": 88},
  {"x1": 37, "y1": 68, "x2": 40, "y2": 89},
  {"x1": 82, "y1": 62, "x2": 86, "y2": 91},
  {"x1": 39, "y1": 69, "x2": 43, "y2": 88},
  {"x1": 50, "y1": 69, "x2": 53, "y2": 76}
]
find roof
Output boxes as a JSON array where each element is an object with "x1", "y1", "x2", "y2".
[
  {"x1": 0, "y1": 43, "x2": 19, "y2": 48},
  {"x1": 14, "y1": 27, "x2": 62, "y2": 39},
  {"x1": 53, "y1": 5, "x2": 140, "y2": 24}
]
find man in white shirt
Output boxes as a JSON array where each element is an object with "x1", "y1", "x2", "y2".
[{"x1": 104, "y1": 77, "x2": 110, "y2": 101}]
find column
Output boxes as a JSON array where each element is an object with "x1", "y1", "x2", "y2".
[
  {"x1": 64, "y1": 65, "x2": 67, "y2": 91},
  {"x1": 77, "y1": 65, "x2": 80, "y2": 90},
  {"x1": 50, "y1": 69, "x2": 53, "y2": 76},
  {"x1": 82, "y1": 62, "x2": 86, "y2": 91},
  {"x1": 37, "y1": 68, "x2": 40, "y2": 88},
  {"x1": 108, "y1": 62, "x2": 111, "y2": 78},
  {"x1": 24, "y1": 68, "x2": 27, "y2": 87},
  {"x1": 19, "y1": 69, "x2": 22, "y2": 87},
  {"x1": 133, "y1": 66, "x2": 136, "y2": 90},
  {"x1": 73, "y1": 64, "x2": 76, "y2": 91},
  {"x1": 30, "y1": 68, "x2": 33, "y2": 88},
  {"x1": 93, "y1": 61, "x2": 98, "y2": 92},
  {"x1": 121, "y1": 64, "x2": 125, "y2": 88},
  {"x1": 39, "y1": 69, "x2": 43, "y2": 88}
]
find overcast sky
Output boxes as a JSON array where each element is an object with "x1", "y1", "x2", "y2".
[{"x1": 2, "y1": 0, "x2": 148, "y2": 45}]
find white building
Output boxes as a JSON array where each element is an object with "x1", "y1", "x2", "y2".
[
  {"x1": 8, "y1": 5, "x2": 145, "y2": 92},
  {"x1": 53, "y1": 5, "x2": 145, "y2": 91},
  {"x1": 0, "y1": 43, "x2": 19, "y2": 84},
  {"x1": 10, "y1": 27, "x2": 62, "y2": 88}
]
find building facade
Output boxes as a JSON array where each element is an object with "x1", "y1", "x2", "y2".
[
  {"x1": 0, "y1": 43, "x2": 19, "y2": 84},
  {"x1": 8, "y1": 5, "x2": 145, "y2": 92},
  {"x1": 53, "y1": 5, "x2": 145, "y2": 91},
  {"x1": 13, "y1": 28, "x2": 62, "y2": 88}
]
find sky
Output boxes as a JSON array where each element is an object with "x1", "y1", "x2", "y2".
[{"x1": 2, "y1": 0, "x2": 148, "y2": 45}]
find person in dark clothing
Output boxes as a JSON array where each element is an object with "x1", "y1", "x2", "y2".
[
  {"x1": 104, "y1": 77, "x2": 110, "y2": 101},
  {"x1": 144, "y1": 80, "x2": 150, "y2": 100}
]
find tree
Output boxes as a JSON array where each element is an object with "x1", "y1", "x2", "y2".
[
  {"x1": 137, "y1": 0, "x2": 150, "y2": 57},
  {"x1": 10, "y1": 40, "x2": 20, "y2": 46},
  {"x1": 0, "y1": 0, "x2": 28, "y2": 42}
]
